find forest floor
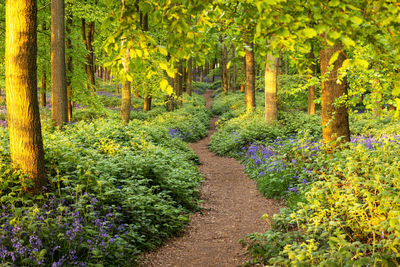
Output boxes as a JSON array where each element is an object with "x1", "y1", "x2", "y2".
[{"x1": 142, "y1": 90, "x2": 281, "y2": 266}]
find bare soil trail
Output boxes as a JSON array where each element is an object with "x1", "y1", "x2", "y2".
[{"x1": 142, "y1": 90, "x2": 280, "y2": 267}]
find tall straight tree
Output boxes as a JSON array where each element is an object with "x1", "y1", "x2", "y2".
[
  {"x1": 142, "y1": 12, "x2": 152, "y2": 111},
  {"x1": 5, "y1": 0, "x2": 47, "y2": 193},
  {"x1": 40, "y1": 21, "x2": 47, "y2": 107},
  {"x1": 245, "y1": 42, "x2": 256, "y2": 112},
  {"x1": 66, "y1": 8, "x2": 74, "y2": 121},
  {"x1": 320, "y1": 42, "x2": 350, "y2": 146},
  {"x1": 51, "y1": 0, "x2": 68, "y2": 125},
  {"x1": 265, "y1": 54, "x2": 278, "y2": 123},
  {"x1": 120, "y1": 0, "x2": 131, "y2": 124},
  {"x1": 186, "y1": 57, "x2": 193, "y2": 96},
  {"x1": 81, "y1": 18, "x2": 96, "y2": 89}
]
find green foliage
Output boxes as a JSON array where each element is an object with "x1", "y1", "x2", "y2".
[
  {"x1": 209, "y1": 91, "x2": 322, "y2": 157},
  {"x1": 0, "y1": 95, "x2": 210, "y2": 266},
  {"x1": 244, "y1": 138, "x2": 400, "y2": 266}
]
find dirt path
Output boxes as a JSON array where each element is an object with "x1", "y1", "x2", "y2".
[{"x1": 142, "y1": 90, "x2": 280, "y2": 266}]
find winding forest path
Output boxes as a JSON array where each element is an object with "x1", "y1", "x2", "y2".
[{"x1": 142, "y1": 90, "x2": 280, "y2": 266}]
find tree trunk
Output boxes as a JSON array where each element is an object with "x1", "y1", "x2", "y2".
[
  {"x1": 265, "y1": 54, "x2": 278, "y2": 123},
  {"x1": 81, "y1": 19, "x2": 96, "y2": 90},
  {"x1": 66, "y1": 9, "x2": 73, "y2": 121},
  {"x1": 186, "y1": 57, "x2": 192, "y2": 96},
  {"x1": 205, "y1": 61, "x2": 209, "y2": 82},
  {"x1": 120, "y1": 81, "x2": 131, "y2": 123},
  {"x1": 5, "y1": 0, "x2": 47, "y2": 193},
  {"x1": 51, "y1": 0, "x2": 68, "y2": 125},
  {"x1": 320, "y1": 43, "x2": 350, "y2": 146},
  {"x1": 116, "y1": 84, "x2": 120, "y2": 95},
  {"x1": 222, "y1": 43, "x2": 228, "y2": 94},
  {"x1": 307, "y1": 50, "x2": 316, "y2": 115},
  {"x1": 178, "y1": 62, "x2": 184, "y2": 96},
  {"x1": 144, "y1": 95, "x2": 152, "y2": 111},
  {"x1": 245, "y1": 42, "x2": 256, "y2": 112},
  {"x1": 199, "y1": 66, "x2": 203, "y2": 82},
  {"x1": 231, "y1": 44, "x2": 236, "y2": 92},
  {"x1": 135, "y1": 87, "x2": 139, "y2": 98}
]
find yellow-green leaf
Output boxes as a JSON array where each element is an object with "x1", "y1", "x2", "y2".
[{"x1": 303, "y1": 28, "x2": 317, "y2": 38}]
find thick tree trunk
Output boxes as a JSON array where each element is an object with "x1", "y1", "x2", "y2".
[
  {"x1": 5, "y1": 0, "x2": 47, "y2": 193},
  {"x1": 320, "y1": 43, "x2": 350, "y2": 146},
  {"x1": 245, "y1": 42, "x2": 256, "y2": 112},
  {"x1": 144, "y1": 95, "x2": 152, "y2": 111},
  {"x1": 120, "y1": 81, "x2": 131, "y2": 123},
  {"x1": 307, "y1": 50, "x2": 316, "y2": 115},
  {"x1": 265, "y1": 54, "x2": 278, "y2": 123},
  {"x1": 51, "y1": 0, "x2": 68, "y2": 125},
  {"x1": 186, "y1": 57, "x2": 192, "y2": 96},
  {"x1": 66, "y1": 10, "x2": 73, "y2": 121}
]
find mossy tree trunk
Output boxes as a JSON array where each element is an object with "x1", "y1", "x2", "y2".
[
  {"x1": 320, "y1": 43, "x2": 350, "y2": 147},
  {"x1": 5, "y1": 0, "x2": 47, "y2": 193},
  {"x1": 51, "y1": 0, "x2": 68, "y2": 125}
]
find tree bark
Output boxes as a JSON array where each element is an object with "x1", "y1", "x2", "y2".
[
  {"x1": 6, "y1": 0, "x2": 47, "y2": 193},
  {"x1": 66, "y1": 8, "x2": 73, "y2": 121},
  {"x1": 51, "y1": 0, "x2": 68, "y2": 125},
  {"x1": 265, "y1": 54, "x2": 278, "y2": 123},
  {"x1": 222, "y1": 43, "x2": 228, "y2": 94},
  {"x1": 121, "y1": 80, "x2": 131, "y2": 123},
  {"x1": 231, "y1": 44, "x2": 236, "y2": 92},
  {"x1": 186, "y1": 57, "x2": 192, "y2": 96},
  {"x1": 178, "y1": 62, "x2": 184, "y2": 96},
  {"x1": 144, "y1": 96, "x2": 152, "y2": 111},
  {"x1": 320, "y1": 43, "x2": 350, "y2": 146},
  {"x1": 199, "y1": 66, "x2": 203, "y2": 83},
  {"x1": 245, "y1": 42, "x2": 256, "y2": 112},
  {"x1": 81, "y1": 19, "x2": 96, "y2": 90}
]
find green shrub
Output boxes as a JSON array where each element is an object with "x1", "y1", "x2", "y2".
[
  {"x1": 0, "y1": 94, "x2": 210, "y2": 266},
  {"x1": 244, "y1": 138, "x2": 400, "y2": 266}
]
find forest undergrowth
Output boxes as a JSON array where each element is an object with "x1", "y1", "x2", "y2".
[
  {"x1": 0, "y1": 87, "x2": 210, "y2": 266},
  {"x1": 210, "y1": 91, "x2": 400, "y2": 266}
]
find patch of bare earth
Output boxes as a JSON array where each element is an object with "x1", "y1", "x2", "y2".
[{"x1": 141, "y1": 90, "x2": 281, "y2": 267}]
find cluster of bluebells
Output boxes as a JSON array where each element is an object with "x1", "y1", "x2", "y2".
[
  {"x1": 168, "y1": 128, "x2": 191, "y2": 141},
  {"x1": 350, "y1": 135, "x2": 400, "y2": 150},
  {"x1": 240, "y1": 138, "x2": 317, "y2": 195},
  {"x1": 240, "y1": 134, "x2": 400, "y2": 195},
  {"x1": 0, "y1": 193, "x2": 128, "y2": 266}
]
